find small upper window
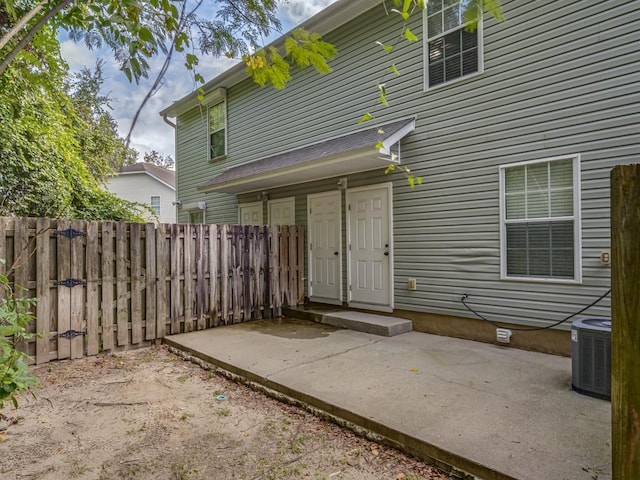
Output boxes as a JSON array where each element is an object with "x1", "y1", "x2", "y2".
[
  {"x1": 209, "y1": 101, "x2": 226, "y2": 160},
  {"x1": 425, "y1": 0, "x2": 482, "y2": 88},
  {"x1": 150, "y1": 195, "x2": 160, "y2": 216},
  {"x1": 500, "y1": 156, "x2": 581, "y2": 282}
]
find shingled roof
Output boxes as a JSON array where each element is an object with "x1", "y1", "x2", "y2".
[
  {"x1": 117, "y1": 163, "x2": 176, "y2": 189},
  {"x1": 198, "y1": 118, "x2": 416, "y2": 194}
]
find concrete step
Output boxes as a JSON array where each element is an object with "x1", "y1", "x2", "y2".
[{"x1": 283, "y1": 306, "x2": 413, "y2": 337}]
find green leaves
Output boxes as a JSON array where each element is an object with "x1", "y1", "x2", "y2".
[
  {"x1": 384, "y1": 164, "x2": 423, "y2": 188},
  {"x1": 284, "y1": 28, "x2": 337, "y2": 74},
  {"x1": 376, "y1": 41, "x2": 394, "y2": 54},
  {"x1": 0, "y1": 270, "x2": 39, "y2": 410},
  {"x1": 245, "y1": 28, "x2": 336, "y2": 90},
  {"x1": 378, "y1": 83, "x2": 388, "y2": 106},
  {"x1": 243, "y1": 49, "x2": 290, "y2": 89},
  {"x1": 403, "y1": 28, "x2": 419, "y2": 42},
  {"x1": 358, "y1": 112, "x2": 374, "y2": 124}
]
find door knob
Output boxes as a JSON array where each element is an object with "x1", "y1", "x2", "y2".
[{"x1": 334, "y1": 251, "x2": 339, "y2": 255}]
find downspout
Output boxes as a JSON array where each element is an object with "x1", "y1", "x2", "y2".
[
  {"x1": 162, "y1": 114, "x2": 178, "y2": 222},
  {"x1": 162, "y1": 114, "x2": 176, "y2": 129}
]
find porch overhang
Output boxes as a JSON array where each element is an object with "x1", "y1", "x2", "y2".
[{"x1": 198, "y1": 118, "x2": 416, "y2": 195}]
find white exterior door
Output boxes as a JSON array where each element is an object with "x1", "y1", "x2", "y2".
[
  {"x1": 239, "y1": 202, "x2": 263, "y2": 225},
  {"x1": 347, "y1": 184, "x2": 392, "y2": 311},
  {"x1": 308, "y1": 191, "x2": 342, "y2": 304},
  {"x1": 268, "y1": 197, "x2": 295, "y2": 225}
]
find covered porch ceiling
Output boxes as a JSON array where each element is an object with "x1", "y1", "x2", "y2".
[{"x1": 198, "y1": 118, "x2": 416, "y2": 195}]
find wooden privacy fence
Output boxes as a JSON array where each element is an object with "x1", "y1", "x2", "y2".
[{"x1": 0, "y1": 217, "x2": 304, "y2": 364}]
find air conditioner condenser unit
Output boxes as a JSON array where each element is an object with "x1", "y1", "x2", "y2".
[{"x1": 571, "y1": 317, "x2": 611, "y2": 400}]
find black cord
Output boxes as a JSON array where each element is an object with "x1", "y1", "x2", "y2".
[{"x1": 460, "y1": 289, "x2": 611, "y2": 332}]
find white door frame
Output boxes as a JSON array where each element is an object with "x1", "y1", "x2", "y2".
[
  {"x1": 307, "y1": 190, "x2": 343, "y2": 305},
  {"x1": 346, "y1": 182, "x2": 394, "y2": 313}
]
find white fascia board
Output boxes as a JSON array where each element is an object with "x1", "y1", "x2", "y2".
[
  {"x1": 378, "y1": 117, "x2": 416, "y2": 158},
  {"x1": 117, "y1": 171, "x2": 176, "y2": 191}
]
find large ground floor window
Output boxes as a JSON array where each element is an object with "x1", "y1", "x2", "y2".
[{"x1": 499, "y1": 155, "x2": 582, "y2": 282}]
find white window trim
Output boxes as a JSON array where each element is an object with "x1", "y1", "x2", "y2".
[
  {"x1": 498, "y1": 154, "x2": 583, "y2": 284},
  {"x1": 267, "y1": 197, "x2": 296, "y2": 226},
  {"x1": 422, "y1": 3, "x2": 484, "y2": 91},
  {"x1": 207, "y1": 100, "x2": 228, "y2": 162},
  {"x1": 150, "y1": 195, "x2": 161, "y2": 216}
]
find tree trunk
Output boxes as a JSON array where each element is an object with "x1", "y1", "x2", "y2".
[{"x1": 611, "y1": 163, "x2": 640, "y2": 479}]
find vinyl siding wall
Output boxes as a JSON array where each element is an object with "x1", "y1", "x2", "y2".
[
  {"x1": 174, "y1": 0, "x2": 639, "y2": 328},
  {"x1": 175, "y1": 107, "x2": 238, "y2": 224}
]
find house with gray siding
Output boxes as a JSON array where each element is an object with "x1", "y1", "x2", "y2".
[{"x1": 160, "y1": 0, "x2": 639, "y2": 355}]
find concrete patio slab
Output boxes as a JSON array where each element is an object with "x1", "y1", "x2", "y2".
[{"x1": 164, "y1": 318, "x2": 611, "y2": 480}]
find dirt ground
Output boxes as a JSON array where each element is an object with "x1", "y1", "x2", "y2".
[{"x1": 0, "y1": 346, "x2": 453, "y2": 480}]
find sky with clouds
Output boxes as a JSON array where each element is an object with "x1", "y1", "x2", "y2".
[{"x1": 59, "y1": 0, "x2": 338, "y2": 162}]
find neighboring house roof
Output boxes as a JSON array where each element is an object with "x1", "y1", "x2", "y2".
[
  {"x1": 198, "y1": 118, "x2": 416, "y2": 194},
  {"x1": 160, "y1": 0, "x2": 380, "y2": 118},
  {"x1": 117, "y1": 163, "x2": 176, "y2": 190}
]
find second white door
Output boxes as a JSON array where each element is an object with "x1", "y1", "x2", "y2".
[
  {"x1": 268, "y1": 197, "x2": 295, "y2": 225},
  {"x1": 308, "y1": 191, "x2": 342, "y2": 304},
  {"x1": 347, "y1": 184, "x2": 392, "y2": 310}
]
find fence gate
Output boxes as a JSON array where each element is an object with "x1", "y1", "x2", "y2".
[
  {"x1": 53, "y1": 219, "x2": 86, "y2": 361},
  {"x1": 1, "y1": 217, "x2": 305, "y2": 365}
]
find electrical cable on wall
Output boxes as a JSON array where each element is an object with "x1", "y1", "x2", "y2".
[{"x1": 460, "y1": 289, "x2": 611, "y2": 332}]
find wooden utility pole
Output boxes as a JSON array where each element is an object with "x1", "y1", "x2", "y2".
[{"x1": 611, "y1": 163, "x2": 640, "y2": 479}]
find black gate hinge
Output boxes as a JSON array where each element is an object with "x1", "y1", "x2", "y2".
[
  {"x1": 56, "y1": 330, "x2": 86, "y2": 340},
  {"x1": 53, "y1": 228, "x2": 87, "y2": 239},
  {"x1": 55, "y1": 278, "x2": 86, "y2": 288}
]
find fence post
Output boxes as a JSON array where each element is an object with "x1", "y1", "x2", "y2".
[
  {"x1": 297, "y1": 225, "x2": 305, "y2": 305},
  {"x1": 208, "y1": 224, "x2": 220, "y2": 327},
  {"x1": 145, "y1": 223, "x2": 157, "y2": 341},
  {"x1": 35, "y1": 217, "x2": 51, "y2": 363},
  {"x1": 130, "y1": 223, "x2": 143, "y2": 344},
  {"x1": 85, "y1": 222, "x2": 99, "y2": 356},
  {"x1": 611, "y1": 163, "x2": 640, "y2": 479},
  {"x1": 56, "y1": 218, "x2": 71, "y2": 359},
  {"x1": 156, "y1": 223, "x2": 168, "y2": 338},
  {"x1": 101, "y1": 222, "x2": 115, "y2": 351}
]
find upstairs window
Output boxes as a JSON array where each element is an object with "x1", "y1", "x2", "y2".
[
  {"x1": 500, "y1": 156, "x2": 581, "y2": 282},
  {"x1": 150, "y1": 195, "x2": 161, "y2": 216},
  {"x1": 209, "y1": 101, "x2": 226, "y2": 160},
  {"x1": 425, "y1": 0, "x2": 482, "y2": 88}
]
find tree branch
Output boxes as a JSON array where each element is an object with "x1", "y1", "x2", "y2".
[
  {"x1": 0, "y1": 0, "x2": 47, "y2": 51},
  {"x1": 0, "y1": 0, "x2": 74, "y2": 76},
  {"x1": 125, "y1": 0, "x2": 204, "y2": 146}
]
